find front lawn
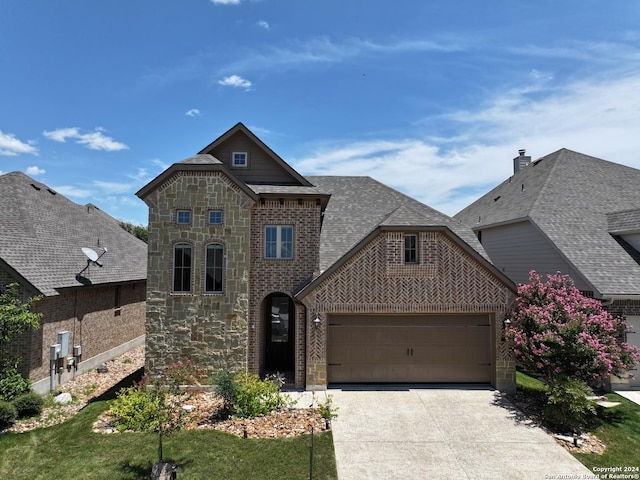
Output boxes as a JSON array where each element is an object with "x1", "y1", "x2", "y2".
[
  {"x1": 515, "y1": 372, "x2": 640, "y2": 470},
  {"x1": 0, "y1": 398, "x2": 337, "y2": 480}
]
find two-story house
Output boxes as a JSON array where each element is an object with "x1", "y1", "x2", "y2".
[{"x1": 136, "y1": 123, "x2": 517, "y2": 392}]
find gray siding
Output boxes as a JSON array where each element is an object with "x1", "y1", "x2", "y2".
[
  {"x1": 210, "y1": 131, "x2": 300, "y2": 185},
  {"x1": 480, "y1": 221, "x2": 593, "y2": 291}
]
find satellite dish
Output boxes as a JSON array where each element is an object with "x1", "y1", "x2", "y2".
[
  {"x1": 81, "y1": 247, "x2": 106, "y2": 267},
  {"x1": 82, "y1": 247, "x2": 99, "y2": 262}
]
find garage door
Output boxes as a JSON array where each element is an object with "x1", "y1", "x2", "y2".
[{"x1": 328, "y1": 314, "x2": 491, "y2": 383}]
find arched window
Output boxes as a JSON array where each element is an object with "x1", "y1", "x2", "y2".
[
  {"x1": 173, "y1": 243, "x2": 192, "y2": 293},
  {"x1": 205, "y1": 243, "x2": 224, "y2": 293}
]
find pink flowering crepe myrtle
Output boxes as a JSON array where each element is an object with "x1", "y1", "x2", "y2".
[{"x1": 506, "y1": 271, "x2": 640, "y2": 387}]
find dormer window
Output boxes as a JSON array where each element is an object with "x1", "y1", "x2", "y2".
[{"x1": 232, "y1": 151, "x2": 248, "y2": 168}]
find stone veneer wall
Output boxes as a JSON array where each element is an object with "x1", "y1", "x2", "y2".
[
  {"x1": 301, "y1": 231, "x2": 516, "y2": 392},
  {"x1": 144, "y1": 172, "x2": 252, "y2": 375},
  {"x1": 248, "y1": 199, "x2": 322, "y2": 388}
]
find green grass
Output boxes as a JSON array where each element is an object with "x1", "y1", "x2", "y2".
[
  {"x1": 516, "y1": 371, "x2": 640, "y2": 469},
  {"x1": 0, "y1": 396, "x2": 337, "y2": 480}
]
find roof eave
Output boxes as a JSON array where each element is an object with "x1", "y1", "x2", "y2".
[{"x1": 136, "y1": 161, "x2": 258, "y2": 202}]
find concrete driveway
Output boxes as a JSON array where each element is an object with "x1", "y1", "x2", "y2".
[{"x1": 329, "y1": 386, "x2": 593, "y2": 480}]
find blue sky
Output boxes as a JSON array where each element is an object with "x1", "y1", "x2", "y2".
[{"x1": 2, "y1": 1, "x2": 640, "y2": 226}]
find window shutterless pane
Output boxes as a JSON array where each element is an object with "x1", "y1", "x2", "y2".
[
  {"x1": 173, "y1": 243, "x2": 192, "y2": 292},
  {"x1": 209, "y1": 210, "x2": 223, "y2": 225},
  {"x1": 281, "y1": 226, "x2": 293, "y2": 259},
  {"x1": 205, "y1": 244, "x2": 223, "y2": 292},
  {"x1": 404, "y1": 234, "x2": 418, "y2": 263},
  {"x1": 265, "y1": 226, "x2": 278, "y2": 258},
  {"x1": 177, "y1": 210, "x2": 191, "y2": 224}
]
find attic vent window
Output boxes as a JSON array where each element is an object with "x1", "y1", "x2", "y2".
[
  {"x1": 30, "y1": 183, "x2": 41, "y2": 191},
  {"x1": 232, "y1": 151, "x2": 248, "y2": 168},
  {"x1": 494, "y1": 195, "x2": 501, "y2": 202},
  {"x1": 521, "y1": 184, "x2": 525, "y2": 192},
  {"x1": 47, "y1": 188, "x2": 57, "y2": 195}
]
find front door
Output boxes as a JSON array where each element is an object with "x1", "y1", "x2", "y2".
[{"x1": 265, "y1": 294, "x2": 295, "y2": 375}]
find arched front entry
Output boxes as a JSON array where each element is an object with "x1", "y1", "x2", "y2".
[{"x1": 264, "y1": 293, "x2": 295, "y2": 376}]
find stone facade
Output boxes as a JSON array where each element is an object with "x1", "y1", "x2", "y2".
[{"x1": 144, "y1": 171, "x2": 253, "y2": 375}]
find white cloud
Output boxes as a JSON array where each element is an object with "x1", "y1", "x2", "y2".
[
  {"x1": 25, "y1": 166, "x2": 45, "y2": 176},
  {"x1": 0, "y1": 130, "x2": 38, "y2": 156},
  {"x1": 185, "y1": 108, "x2": 201, "y2": 117},
  {"x1": 43, "y1": 127, "x2": 128, "y2": 151},
  {"x1": 257, "y1": 20, "x2": 270, "y2": 30},
  {"x1": 211, "y1": 0, "x2": 240, "y2": 4},
  {"x1": 218, "y1": 74, "x2": 253, "y2": 90},
  {"x1": 294, "y1": 71, "x2": 640, "y2": 217},
  {"x1": 51, "y1": 185, "x2": 93, "y2": 199},
  {"x1": 92, "y1": 180, "x2": 132, "y2": 195}
]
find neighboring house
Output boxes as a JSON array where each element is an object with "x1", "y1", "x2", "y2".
[
  {"x1": 455, "y1": 149, "x2": 640, "y2": 389},
  {"x1": 0, "y1": 172, "x2": 147, "y2": 394},
  {"x1": 137, "y1": 123, "x2": 517, "y2": 392}
]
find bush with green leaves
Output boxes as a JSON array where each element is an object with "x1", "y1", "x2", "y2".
[
  {"x1": 109, "y1": 385, "x2": 162, "y2": 432},
  {"x1": 211, "y1": 369, "x2": 239, "y2": 412},
  {"x1": 0, "y1": 400, "x2": 17, "y2": 429},
  {"x1": 317, "y1": 394, "x2": 339, "y2": 421},
  {"x1": 13, "y1": 391, "x2": 44, "y2": 418},
  {"x1": 211, "y1": 371, "x2": 285, "y2": 417},
  {"x1": 235, "y1": 372, "x2": 284, "y2": 417},
  {"x1": 543, "y1": 376, "x2": 596, "y2": 432},
  {"x1": 0, "y1": 361, "x2": 31, "y2": 402}
]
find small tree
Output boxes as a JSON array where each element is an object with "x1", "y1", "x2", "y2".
[
  {"x1": 507, "y1": 271, "x2": 640, "y2": 387},
  {"x1": 0, "y1": 283, "x2": 42, "y2": 401}
]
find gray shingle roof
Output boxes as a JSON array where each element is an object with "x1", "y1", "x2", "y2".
[
  {"x1": 307, "y1": 176, "x2": 488, "y2": 272},
  {"x1": 454, "y1": 148, "x2": 640, "y2": 296},
  {"x1": 0, "y1": 172, "x2": 147, "y2": 296},
  {"x1": 607, "y1": 208, "x2": 640, "y2": 234}
]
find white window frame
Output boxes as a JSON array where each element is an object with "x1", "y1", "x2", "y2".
[
  {"x1": 265, "y1": 225, "x2": 294, "y2": 259},
  {"x1": 232, "y1": 151, "x2": 248, "y2": 168}
]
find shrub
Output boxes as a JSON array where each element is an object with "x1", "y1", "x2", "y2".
[
  {"x1": 211, "y1": 369, "x2": 239, "y2": 412},
  {"x1": 13, "y1": 392, "x2": 44, "y2": 418},
  {"x1": 0, "y1": 400, "x2": 17, "y2": 429},
  {"x1": 235, "y1": 372, "x2": 284, "y2": 417},
  {"x1": 543, "y1": 376, "x2": 596, "y2": 432},
  {"x1": 109, "y1": 385, "x2": 161, "y2": 432},
  {"x1": 0, "y1": 362, "x2": 31, "y2": 402},
  {"x1": 318, "y1": 394, "x2": 339, "y2": 421}
]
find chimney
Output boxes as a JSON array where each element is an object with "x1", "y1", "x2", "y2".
[{"x1": 513, "y1": 149, "x2": 531, "y2": 173}]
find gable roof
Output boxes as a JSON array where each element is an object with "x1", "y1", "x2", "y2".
[
  {"x1": 0, "y1": 172, "x2": 147, "y2": 296},
  {"x1": 454, "y1": 148, "x2": 640, "y2": 296},
  {"x1": 198, "y1": 122, "x2": 312, "y2": 187},
  {"x1": 307, "y1": 176, "x2": 490, "y2": 272},
  {"x1": 135, "y1": 153, "x2": 259, "y2": 202}
]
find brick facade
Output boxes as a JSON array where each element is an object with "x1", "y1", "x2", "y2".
[
  {"x1": 248, "y1": 199, "x2": 322, "y2": 388},
  {"x1": 5, "y1": 278, "x2": 145, "y2": 386},
  {"x1": 300, "y1": 230, "x2": 516, "y2": 391}
]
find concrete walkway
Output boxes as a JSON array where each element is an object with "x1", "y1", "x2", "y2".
[
  {"x1": 615, "y1": 390, "x2": 640, "y2": 406},
  {"x1": 329, "y1": 386, "x2": 593, "y2": 480}
]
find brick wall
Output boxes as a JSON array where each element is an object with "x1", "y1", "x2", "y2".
[
  {"x1": 248, "y1": 199, "x2": 322, "y2": 388},
  {"x1": 6, "y1": 281, "x2": 145, "y2": 383}
]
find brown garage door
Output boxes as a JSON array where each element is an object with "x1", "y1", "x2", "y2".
[{"x1": 328, "y1": 314, "x2": 491, "y2": 383}]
